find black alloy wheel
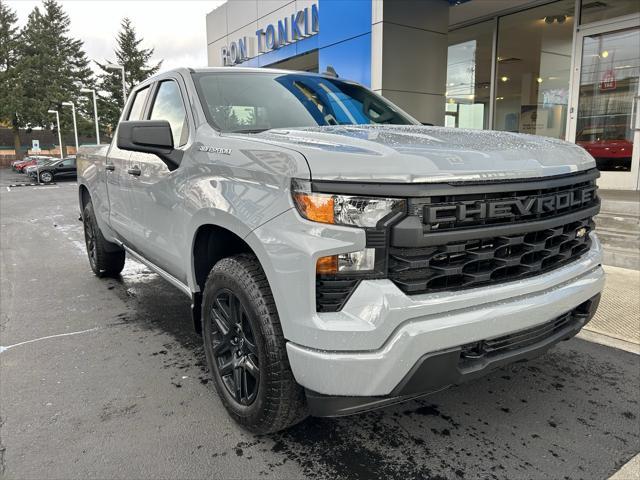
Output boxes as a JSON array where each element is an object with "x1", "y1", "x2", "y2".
[
  {"x1": 209, "y1": 289, "x2": 260, "y2": 405},
  {"x1": 84, "y1": 214, "x2": 98, "y2": 271}
]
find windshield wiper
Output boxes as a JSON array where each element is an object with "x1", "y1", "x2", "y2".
[{"x1": 229, "y1": 128, "x2": 269, "y2": 134}]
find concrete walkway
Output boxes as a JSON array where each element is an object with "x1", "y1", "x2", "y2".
[{"x1": 586, "y1": 265, "x2": 640, "y2": 345}]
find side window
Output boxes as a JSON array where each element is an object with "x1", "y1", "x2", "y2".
[
  {"x1": 127, "y1": 86, "x2": 150, "y2": 120},
  {"x1": 149, "y1": 80, "x2": 189, "y2": 147}
]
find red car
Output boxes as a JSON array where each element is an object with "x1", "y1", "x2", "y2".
[
  {"x1": 576, "y1": 125, "x2": 633, "y2": 170},
  {"x1": 13, "y1": 156, "x2": 53, "y2": 173}
]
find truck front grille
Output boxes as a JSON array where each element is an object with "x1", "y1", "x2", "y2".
[
  {"x1": 389, "y1": 218, "x2": 594, "y2": 294},
  {"x1": 388, "y1": 170, "x2": 600, "y2": 296}
]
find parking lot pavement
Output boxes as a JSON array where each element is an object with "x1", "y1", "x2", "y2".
[{"x1": 1, "y1": 169, "x2": 639, "y2": 480}]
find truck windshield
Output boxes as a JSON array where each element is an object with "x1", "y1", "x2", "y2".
[{"x1": 192, "y1": 72, "x2": 416, "y2": 133}]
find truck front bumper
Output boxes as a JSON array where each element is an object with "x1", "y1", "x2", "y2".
[
  {"x1": 284, "y1": 242, "x2": 604, "y2": 405},
  {"x1": 303, "y1": 292, "x2": 600, "y2": 416}
]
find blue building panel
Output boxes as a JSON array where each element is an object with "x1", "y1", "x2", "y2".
[
  {"x1": 250, "y1": 0, "x2": 372, "y2": 86},
  {"x1": 316, "y1": 0, "x2": 372, "y2": 48},
  {"x1": 319, "y1": 33, "x2": 371, "y2": 87}
]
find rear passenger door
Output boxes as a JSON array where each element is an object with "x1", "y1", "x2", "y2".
[
  {"x1": 125, "y1": 75, "x2": 191, "y2": 282},
  {"x1": 107, "y1": 84, "x2": 151, "y2": 243}
]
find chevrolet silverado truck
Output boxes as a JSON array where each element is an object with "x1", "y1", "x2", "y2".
[{"x1": 77, "y1": 67, "x2": 604, "y2": 433}]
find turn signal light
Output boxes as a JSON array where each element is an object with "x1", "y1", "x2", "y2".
[
  {"x1": 316, "y1": 255, "x2": 338, "y2": 274},
  {"x1": 293, "y1": 192, "x2": 335, "y2": 224}
]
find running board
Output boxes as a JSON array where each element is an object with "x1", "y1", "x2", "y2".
[{"x1": 118, "y1": 243, "x2": 192, "y2": 298}]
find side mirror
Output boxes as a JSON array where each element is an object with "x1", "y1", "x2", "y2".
[{"x1": 117, "y1": 120, "x2": 183, "y2": 170}]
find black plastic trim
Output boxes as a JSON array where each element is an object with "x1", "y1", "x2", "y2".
[{"x1": 311, "y1": 169, "x2": 600, "y2": 198}]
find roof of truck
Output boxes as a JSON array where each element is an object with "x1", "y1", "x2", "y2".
[{"x1": 142, "y1": 66, "x2": 341, "y2": 85}]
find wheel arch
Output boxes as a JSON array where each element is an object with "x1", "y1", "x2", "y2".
[{"x1": 189, "y1": 219, "x2": 271, "y2": 334}]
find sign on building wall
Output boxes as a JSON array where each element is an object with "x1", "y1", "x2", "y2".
[{"x1": 221, "y1": 3, "x2": 319, "y2": 66}]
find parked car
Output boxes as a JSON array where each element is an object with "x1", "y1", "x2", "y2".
[
  {"x1": 576, "y1": 125, "x2": 633, "y2": 171},
  {"x1": 13, "y1": 155, "x2": 52, "y2": 172},
  {"x1": 23, "y1": 157, "x2": 57, "y2": 176},
  {"x1": 77, "y1": 67, "x2": 603, "y2": 434},
  {"x1": 28, "y1": 156, "x2": 77, "y2": 183}
]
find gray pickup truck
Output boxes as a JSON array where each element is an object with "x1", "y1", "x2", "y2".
[{"x1": 77, "y1": 67, "x2": 604, "y2": 433}]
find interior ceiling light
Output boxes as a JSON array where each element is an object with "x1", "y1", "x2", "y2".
[
  {"x1": 544, "y1": 15, "x2": 568, "y2": 24},
  {"x1": 500, "y1": 76, "x2": 509, "y2": 82},
  {"x1": 537, "y1": 77, "x2": 543, "y2": 83},
  {"x1": 601, "y1": 50, "x2": 609, "y2": 58}
]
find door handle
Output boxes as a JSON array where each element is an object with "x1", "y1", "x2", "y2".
[
  {"x1": 105, "y1": 164, "x2": 115, "y2": 171},
  {"x1": 127, "y1": 166, "x2": 141, "y2": 176}
]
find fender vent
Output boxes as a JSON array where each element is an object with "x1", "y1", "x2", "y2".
[{"x1": 316, "y1": 277, "x2": 359, "y2": 312}]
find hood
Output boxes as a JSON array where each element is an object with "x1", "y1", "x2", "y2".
[{"x1": 246, "y1": 125, "x2": 595, "y2": 183}]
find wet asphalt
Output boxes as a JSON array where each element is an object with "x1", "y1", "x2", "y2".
[{"x1": 0, "y1": 169, "x2": 638, "y2": 480}]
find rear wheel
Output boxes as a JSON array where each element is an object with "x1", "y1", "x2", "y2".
[
  {"x1": 82, "y1": 201, "x2": 125, "y2": 277},
  {"x1": 202, "y1": 254, "x2": 308, "y2": 434}
]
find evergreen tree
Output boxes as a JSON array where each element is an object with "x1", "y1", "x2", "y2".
[
  {"x1": 17, "y1": 0, "x2": 94, "y2": 153},
  {"x1": 96, "y1": 18, "x2": 162, "y2": 132},
  {"x1": 0, "y1": 0, "x2": 23, "y2": 156}
]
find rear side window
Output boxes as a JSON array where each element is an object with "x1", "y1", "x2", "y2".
[
  {"x1": 149, "y1": 80, "x2": 189, "y2": 147},
  {"x1": 127, "y1": 86, "x2": 150, "y2": 120}
]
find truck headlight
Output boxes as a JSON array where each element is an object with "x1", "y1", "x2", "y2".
[{"x1": 291, "y1": 179, "x2": 405, "y2": 228}]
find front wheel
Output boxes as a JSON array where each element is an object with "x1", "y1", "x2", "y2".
[
  {"x1": 39, "y1": 171, "x2": 53, "y2": 183},
  {"x1": 202, "y1": 254, "x2": 308, "y2": 434},
  {"x1": 82, "y1": 201, "x2": 125, "y2": 277}
]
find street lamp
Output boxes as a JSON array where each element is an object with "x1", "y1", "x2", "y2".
[
  {"x1": 47, "y1": 109, "x2": 64, "y2": 159},
  {"x1": 105, "y1": 62, "x2": 127, "y2": 106},
  {"x1": 80, "y1": 88, "x2": 100, "y2": 145},
  {"x1": 61, "y1": 101, "x2": 78, "y2": 153}
]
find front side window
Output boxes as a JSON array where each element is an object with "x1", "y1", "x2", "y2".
[
  {"x1": 127, "y1": 86, "x2": 149, "y2": 120},
  {"x1": 192, "y1": 72, "x2": 417, "y2": 133},
  {"x1": 149, "y1": 80, "x2": 189, "y2": 146}
]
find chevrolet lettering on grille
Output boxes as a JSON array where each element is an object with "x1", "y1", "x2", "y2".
[{"x1": 423, "y1": 186, "x2": 598, "y2": 225}]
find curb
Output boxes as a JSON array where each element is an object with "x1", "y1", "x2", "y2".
[
  {"x1": 577, "y1": 329, "x2": 640, "y2": 355},
  {"x1": 609, "y1": 453, "x2": 640, "y2": 480}
]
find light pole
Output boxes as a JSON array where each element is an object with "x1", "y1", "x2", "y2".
[
  {"x1": 80, "y1": 88, "x2": 100, "y2": 145},
  {"x1": 47, "y1": 109, "x2": 64, "y2": 159},
  {"x1": 105, "y1": 63, "x2": 127, "y2": 106},
  {"x1": 61, "y1": 101, "x2": 78, "y2": 154}
]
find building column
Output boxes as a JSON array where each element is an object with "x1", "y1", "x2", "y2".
[{"x1": 371, "y1": 0, "x2": 449, "y2": 125}]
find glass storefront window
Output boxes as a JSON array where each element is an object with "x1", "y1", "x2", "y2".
[
  {"x1": 494, "y1": 0, "x2": 575, "y2": 139},
  {"x1": 580, "y1": 0, "x2": 640, "y2": 25},
  {"x1": 575, "y1": 27, "x2": 639, "y2": 172},
  {"x1": 445, "y1": 21, "x2": 493, "y2": 129}
]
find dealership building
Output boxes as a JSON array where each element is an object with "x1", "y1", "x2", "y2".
[{"x1": 206, "y1": 0, "x2": 640, "y2": 191}]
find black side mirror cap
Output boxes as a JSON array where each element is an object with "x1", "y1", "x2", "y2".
[{"x1": 117, "y1": 120, "x2": 183, "y2": 170}]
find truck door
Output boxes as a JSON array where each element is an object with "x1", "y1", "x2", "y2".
[
  {"x1": 106, "y1": 85, "x2": 150, "y2": 243},
  {"x1": 124, "y1": 76, "x2": 191, "y2": 282}
]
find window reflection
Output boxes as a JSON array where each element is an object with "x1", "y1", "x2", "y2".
[
  {"x1": 445, "y1": 21, "x2": 493, "y2": 130},
  {"x1": 575, "y1": 28, "x2": 639, "y2": 172},
  {"x1": 494, "y1": 0, "x2": 575, "y2": 139}
]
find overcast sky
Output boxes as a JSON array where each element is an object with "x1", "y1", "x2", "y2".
[{"x1": 8, "y1": 0, "x2": 226, "y2": 72}]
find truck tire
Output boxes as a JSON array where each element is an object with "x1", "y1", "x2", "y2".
[
  {"x1": 202, "y1": 254, "x2": 308, "y2": 434},
  {"x1": 82, "y1": 201, "x2": 125, "y2": 277}
]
